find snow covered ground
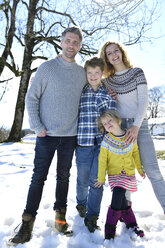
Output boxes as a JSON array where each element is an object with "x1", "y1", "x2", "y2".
[{"x1": 0, "y1": 135, "x2": 165, "y2": 248}]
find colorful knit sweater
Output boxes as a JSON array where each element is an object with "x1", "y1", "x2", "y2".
[
  {"x1": 102, "y1": 67, "x2": 148, "y2": 128},
  {"x1": 97, "y1": 132, "x2": 144, "y2": 183}
]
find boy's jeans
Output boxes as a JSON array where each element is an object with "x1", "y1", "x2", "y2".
[
  {"x1": 24, "y1": 135, "x2": 77, "y2": 217},
  {"x1": 122, "y1": 118, "x2": 165, "y2": 212},
  {"x1": 76, "y1": 145, "x2": 103, "y2": 219}
]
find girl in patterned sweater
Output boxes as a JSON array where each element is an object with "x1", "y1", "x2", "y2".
[{"x1": 95, "y1": 109, "x2": 145, "y2": 240}]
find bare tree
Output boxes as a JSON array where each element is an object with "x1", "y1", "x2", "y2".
[
  {"x1": 0, "y1": 0, "x2": 160, "y2": 141},
  {"x1": 7, "y1": 0, "x2": 40, "y2": 141},
  {"x1": 148, "y1": 86, "x2": 164, "y2": 119},
  {"x1": 0, "y1": 78, "x2": 9, "y2": 101},
  {"x1": 0, "y1": 0, "x2": 20, "y2": 76}
]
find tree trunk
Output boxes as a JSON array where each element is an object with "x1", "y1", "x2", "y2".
[
  {"x1": 6, "y1": 0, "x2": 39, "y2": 142},
  {"x1": 6, "y1": 69, "x2": 31, "y2": 142}
]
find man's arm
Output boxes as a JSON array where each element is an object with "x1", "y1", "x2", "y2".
[{"x1": 25, "y1": 63, "x2": 47, "y2": 136}]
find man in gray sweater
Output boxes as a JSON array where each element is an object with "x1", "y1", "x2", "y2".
[{"x1": 8, "y1": 26, "x2": 86, "y2": 246}]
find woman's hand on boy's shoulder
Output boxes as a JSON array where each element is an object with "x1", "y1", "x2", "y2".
[{"x1": 107, "y1": 88, "x2": 117, "y2": 100}]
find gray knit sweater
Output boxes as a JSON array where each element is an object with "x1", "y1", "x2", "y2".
[{"x1": 25, "y1": 57, "x2": 87, "y2": 136}]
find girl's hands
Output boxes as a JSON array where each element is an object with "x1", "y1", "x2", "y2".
[
  {"x1": 140, "y1": 172, "x2": 146, "y2": 179},
  {"x1": 94, "y1": 181, "x2": 105, "y2": 188},
  {"x1": 125, "y1": 125, "x2": 139, "y2": 144}
]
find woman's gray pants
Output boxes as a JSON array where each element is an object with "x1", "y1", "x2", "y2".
[{"x1": 122, "y1": 118, "x2": 165, "y2": 212}]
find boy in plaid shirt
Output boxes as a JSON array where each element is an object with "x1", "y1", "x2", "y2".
[{"x1": 76, "y1": 57, "x2": 116, "y2": 232}]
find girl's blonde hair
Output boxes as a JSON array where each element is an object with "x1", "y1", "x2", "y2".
[
  {"x1": 97, "y1": 110, "x2": 122, "y2": 133},
  {"x1": 99, "y1": 41, "x2": 132, "y2": 78}
]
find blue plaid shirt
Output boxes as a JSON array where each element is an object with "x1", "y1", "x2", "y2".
[{"x1": 77, "y1": 84, "x2": 116, "y2": 146}]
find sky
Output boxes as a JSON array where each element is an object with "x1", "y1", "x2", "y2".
[
  {"x1": 0, "y1": 134, "x2": 165, "y2": 248},
  {"x1": 0, "y1": 0, "x2": 165, "y2": 129},
  {"x1": 126, "y1": 0, "x2": 165, "y2": 89}
]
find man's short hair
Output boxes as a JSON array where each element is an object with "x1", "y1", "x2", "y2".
[{"x1": 61, "y1": 26, "x2": 83, "y2": 42}]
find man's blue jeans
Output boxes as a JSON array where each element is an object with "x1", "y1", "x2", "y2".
[
  {"x1": 24, "y1": 135, "x2": 77, "y2": 217},
  {"x1": 76, "y1": 145, "x2": 103, "y2": 219}
]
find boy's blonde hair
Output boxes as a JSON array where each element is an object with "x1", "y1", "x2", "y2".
[
  {"x1": 99, "y1": 41, "x2": 132, "y2": 78},
  {"x1": 97, "y1": 109, "x2": 122, "y2": 133},
  {"x1": 84, "y1": 56, "x2": 104, "y2": 72}
]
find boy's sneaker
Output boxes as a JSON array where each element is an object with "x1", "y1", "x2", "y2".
[
  {"x1": 84, "y1": 215, "x2": 101, "y2": 233},
  {"x1": 7, "y1": 214, "x2": 35, "y2": 246},
  {"x1": 76, "y1": 205, "x2": 86, "y2": 218},
  {"x1": 55, "y1": 208, "x2": 73, "y2": 237}
]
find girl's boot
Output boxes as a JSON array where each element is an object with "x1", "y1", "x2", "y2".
[
  {"x1": 121, "y1": 207, "x2": 144, "y2": 237},
  {"x1": 105, "y1": 207, "x2": 121, "y2": 239}
]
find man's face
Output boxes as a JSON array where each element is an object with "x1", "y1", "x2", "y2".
[{"x1": 61, "y1": 32, "x2": 81, "y2": 62}]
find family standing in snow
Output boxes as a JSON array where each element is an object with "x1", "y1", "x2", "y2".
[{"x1": 8, "y1": 26, "x2": 165, "y2": 246}]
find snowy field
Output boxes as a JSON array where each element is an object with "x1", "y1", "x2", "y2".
[{"x1": 0, "y1": 135, "x2": 165, "y2": 248}]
